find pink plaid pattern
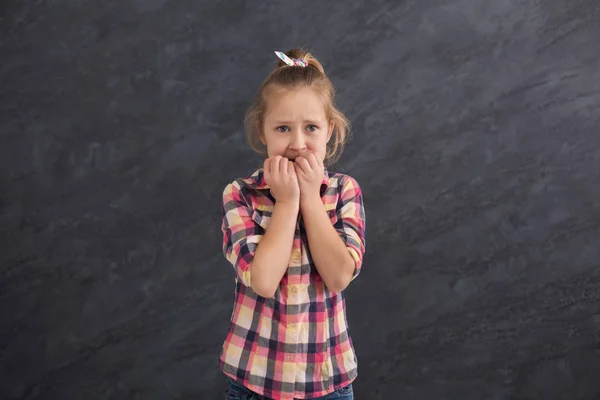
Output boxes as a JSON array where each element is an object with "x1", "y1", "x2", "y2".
[{"x1": 219, "y1": 167, "x2": 366, "y2": 399}]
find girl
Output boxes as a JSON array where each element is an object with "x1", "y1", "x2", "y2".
[{"x1": 220, "y1": 48, "x2": 366, "y2": 400}]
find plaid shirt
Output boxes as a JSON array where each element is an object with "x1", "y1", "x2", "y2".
[{"x1": 219, "y1": 167, "x2": 366, "y2": 399}]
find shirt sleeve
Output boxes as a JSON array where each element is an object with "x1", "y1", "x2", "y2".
[
  {"x1": 335, "y1": 175, "x2": 366, "y2": 280},
  {"x1": 221, "y1": 181, "x2": 261, "y2": 287}
]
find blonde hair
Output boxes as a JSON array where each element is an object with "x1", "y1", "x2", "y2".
[{"x1": 244, "y1": 48, "x2": 350, "y2": 166}]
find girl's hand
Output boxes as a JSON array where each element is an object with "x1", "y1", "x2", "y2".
[
  {"x1": 294, "y1": 152, "x2": 324, "y2": 201},
  {"x1": 264, "y1": 156, "x2": 300, "y2": 205}
]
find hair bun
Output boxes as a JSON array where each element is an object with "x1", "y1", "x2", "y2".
[{"x1": 277, "y1": 48, "x2": 326, "y2": 75}]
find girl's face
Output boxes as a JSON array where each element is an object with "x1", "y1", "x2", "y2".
[{"x1": 260, "y1": 85, "x2": 333, "y2": 164}]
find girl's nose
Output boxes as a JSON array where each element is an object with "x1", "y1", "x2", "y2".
[{"x1": 289, "y1": 130, "x2": 306, "y2": 150}]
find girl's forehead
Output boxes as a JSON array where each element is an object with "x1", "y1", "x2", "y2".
[{"x1": 264, "y1": 86, "x2": 328, "y2": 118}]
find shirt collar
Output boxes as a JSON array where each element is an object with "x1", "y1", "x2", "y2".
[{"x1": 250, "y1": 167, "x2": 330, "y2": 196}]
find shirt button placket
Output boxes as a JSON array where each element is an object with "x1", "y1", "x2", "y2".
[
  {"x1": 288, "y1": 277, "x2": 299, "y2": 374},
  {"x1": 289, "y1": 285, "x2": 298, "y2": 331},
  {"x1": 288, "y1": 230, "x2": 302, "y2": 382}
]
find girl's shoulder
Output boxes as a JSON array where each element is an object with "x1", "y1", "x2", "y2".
[
  {"x1": 222, "y1": 168, "x2": 264, "y2": 191},
  {"x1": 222, "y1": 168, "x2": 270, "y2": 207}
]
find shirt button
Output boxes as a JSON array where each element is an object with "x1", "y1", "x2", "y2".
[
  {"x1": 290, "y1": 322, "x2": 297, "y2": 328},
  {"x1": 286, "y1": 355, "x2": 294, "y2": 361},
  {"x1": 291, "y1": 251, "x2": 301, "y2": 264},
  {"x1": 290, "y1": 286, "x2": 297, "y2": 294}
]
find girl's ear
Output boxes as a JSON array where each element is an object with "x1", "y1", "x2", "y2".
[
  {"x1": 327, "y1": 121, "x2": 335, "y2": 142},
  {"x1": 257, "y1": 121, "x2": 266, "y2": 145}
]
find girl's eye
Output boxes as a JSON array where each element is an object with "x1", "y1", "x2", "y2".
[
  {"x1": 307, "y1": 125, "x2": 318, "y2": 132},
  {"x1": 277, "y1": 126, "x2": 289, "y2": 133}
]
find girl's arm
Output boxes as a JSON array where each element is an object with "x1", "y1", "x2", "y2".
[
  {"x1": 301, "y1": 176, "x2": 366, "y2": 293},
  {"x1": 250, "y1": 200, "x2": 298, "y2": 297},
  {"x1": 222, "y1": 181, "x2": 298, "y2": 298}
]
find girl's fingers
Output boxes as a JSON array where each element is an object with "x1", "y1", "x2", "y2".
[
  {"x1": 288, "y1": 161, "x2": 296, "y2": 176},
  {"x1": 295, "y1": 157, "x2": 311, "y2": 172}
]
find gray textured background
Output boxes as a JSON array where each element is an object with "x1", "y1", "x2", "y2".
[{"x1": 1, "y1": 1, "x2": 600, "y2": 399}]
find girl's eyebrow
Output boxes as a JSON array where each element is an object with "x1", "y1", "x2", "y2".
[{"x1": 272, "y1": 119, "x2": 321, "y2": 125}]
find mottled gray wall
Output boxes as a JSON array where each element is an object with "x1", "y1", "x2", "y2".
[{"x1": 1, "y1": 1, "x2": 600, "y2": 399}]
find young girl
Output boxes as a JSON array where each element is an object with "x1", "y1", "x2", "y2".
[{"x1": 220, "y1": 48, "x2": 366, "y2": 400}]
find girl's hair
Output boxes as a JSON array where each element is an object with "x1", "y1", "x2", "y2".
[{"x1": 244, "y1": 48, "x2": 350, "y2": 166}]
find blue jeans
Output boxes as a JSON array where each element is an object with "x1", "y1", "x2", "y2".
[{"x1": 226, "y1": 377, "x2": 353, "y2": 399}]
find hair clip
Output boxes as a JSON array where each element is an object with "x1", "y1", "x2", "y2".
[{"x1": 274, "y1": 51, "x2": 308, "y2": 67}]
